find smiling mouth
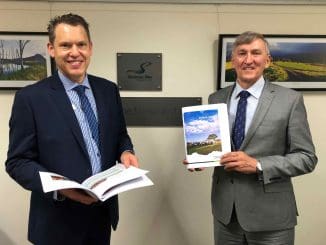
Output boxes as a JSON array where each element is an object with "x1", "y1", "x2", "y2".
[
  {"x1": 67, "y1": 60, "x2": 84, "y2": 68},
  {"x1": 68, "y1": 60, "x2": 82, "y2": 64}
]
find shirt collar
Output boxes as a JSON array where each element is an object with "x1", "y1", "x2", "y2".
[
  {"x1": 58, "y1": 70, "x2": 91, "y2": 92},
  {"x1": 234, "y1": 76, "x2": 265, "y2": 99}
]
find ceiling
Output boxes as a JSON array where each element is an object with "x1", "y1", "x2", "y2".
[{"x1": 12, "y1": 0, "x2": 326, "y2": 5}]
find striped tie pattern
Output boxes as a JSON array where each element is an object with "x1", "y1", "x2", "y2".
[
  {"x1": 232, "y1": 90, "x2": 250, "y2": 150},
  {"x1": 73, "y1": 85, "x2": 100, "y2": 148}
]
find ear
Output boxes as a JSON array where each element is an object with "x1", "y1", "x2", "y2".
[
  {"x1": 89, "y1": 41, "x2": 93, "y2": 55},
  {"x1": 265, "y1": 54, "x2": 271, "y2": 68},
  {"x1": 47, "y1": 42, "x2": 55, "y2": 58},
  {"x1": 231, "y1": 54, "x2": 236, "y2": 68}
]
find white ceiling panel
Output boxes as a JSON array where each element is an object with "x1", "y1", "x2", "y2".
[{"x1": 11, "y1": 0, "x2": 326, "y2": 5}]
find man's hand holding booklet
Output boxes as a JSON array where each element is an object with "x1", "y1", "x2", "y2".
[
  {"x1": 39, "y1": 164, "x2": 153, "y2": 201},
  {"x1": 182, "y1": 103, "x2": 231, "y2": 169}
]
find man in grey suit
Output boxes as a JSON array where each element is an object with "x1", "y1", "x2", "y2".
[{"x1": 197, "y1": 31, "x2": 317, "y2": 244}]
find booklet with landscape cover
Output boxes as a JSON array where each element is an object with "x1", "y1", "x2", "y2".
[
  {"x1": 182, "y1": 103, "x2": 231, "y2": 169},
  {"x1": 39, "y1": 164, "x2": 153, "y2": 201}
]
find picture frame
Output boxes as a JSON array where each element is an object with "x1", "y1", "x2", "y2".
[
  {"x1": 0, "y1": 32, "x2": 52, "y2": 89},
  {"x1": 217, "y1": 34, "x2": 326, "y2": 91}
]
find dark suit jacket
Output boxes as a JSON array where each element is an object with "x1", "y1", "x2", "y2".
[
  {"x1": 209, "y1": 82, "x2": 317, "y2": 232},
  {"x1": 6, "y1": 72, "x2": 134, "y2": 244}
]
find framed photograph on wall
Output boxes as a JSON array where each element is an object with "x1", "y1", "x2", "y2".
[
  {"x1": 0, "y1": 32, "x2": 52, "y2": 89},
  {"x1": 217, "y1": 34, "x2": 326, "y2": 91}
]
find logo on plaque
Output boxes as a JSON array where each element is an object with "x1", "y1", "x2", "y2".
[
  {"x1": 126, "y1": 61, "x2": 152, "y2": 79},
  {"x1": 117, "y1": 53, "x2": 162, "y2": 91}
]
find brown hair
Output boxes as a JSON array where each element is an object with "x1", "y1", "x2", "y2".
[{"x1": 47, "y1": 13, "x2": 91, "y2": 44}]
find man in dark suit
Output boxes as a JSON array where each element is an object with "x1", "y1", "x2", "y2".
[
  {"x1": 6, "y1": 13, "x2": 138, "y2": 245},
  {"x1": 186, "y1": 31, "x2": 317, "y2": 244}
]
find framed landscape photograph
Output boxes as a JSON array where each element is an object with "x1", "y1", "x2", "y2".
[
  {"x1": 0, "y1": 32, "x2": 52, "y2": 89},
  {"x1": 218, "y1": 34, "x2": 326, "y2": 90}
]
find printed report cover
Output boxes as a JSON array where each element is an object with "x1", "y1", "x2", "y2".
[{"x1": 182, "y1": 103, "x2": 231, "y2": 168}]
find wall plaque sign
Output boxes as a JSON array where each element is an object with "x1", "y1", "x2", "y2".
[
  {"x1": 121, "y1": 97, "x2": 202, "y2": 127},
  {"x1": 117, "y1": 53, "x2": 162, "y2": 91}
]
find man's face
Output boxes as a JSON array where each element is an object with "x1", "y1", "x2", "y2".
[
  {"x1": 231, "y1": 38, "x2": 271, "y2": 88},
  {"x1": 47, "y1": 23, "x2": 92, "y2": 83}
]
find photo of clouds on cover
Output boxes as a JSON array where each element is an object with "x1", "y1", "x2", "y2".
[{"x1": 184, "y1": 109, "x2": 220, "y2": 143}]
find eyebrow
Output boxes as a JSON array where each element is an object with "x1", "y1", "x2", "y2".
[{"x1": 237, "y1": 48, "x2": 263, "y2": 53}]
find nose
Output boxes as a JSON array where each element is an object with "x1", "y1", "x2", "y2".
[
  {"x1": 70, "y1": 44, "x2": 79, "y2": 56},
  {"x1": 244, "y1": 53, "x2": 253, "y2": 64}
]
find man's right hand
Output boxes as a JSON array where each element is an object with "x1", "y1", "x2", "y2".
[{"x1": 59, "y1": 189, "x2": 98, "y2": 205}]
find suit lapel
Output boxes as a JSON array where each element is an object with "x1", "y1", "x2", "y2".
[
  {"x1": 224, "y1": 86, "x2": 235, "y2": 136},
  {"x1": 89, "y1": 78, "x2": 111, "y2": 166},
  {"x1": 216, "y1": 85, "x2": 235, "y2": 148},
  {"x1": 241, "y1": 82, "x2": 275, "y2": 149},
  {"x1": 49, "y1": 73, "x2": 89, "y2": 158}
]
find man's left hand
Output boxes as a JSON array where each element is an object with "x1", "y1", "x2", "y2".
[
  {"x1": 220, "y1": 151, "x2": 258, "y2": 174},
  {"x1": 120, "y1": 151, "x2": 139, "y2": 168}
]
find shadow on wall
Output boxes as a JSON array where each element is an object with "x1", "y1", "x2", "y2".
[{"x1": 0, "y1": 229, "x2": 15, "y2": 245}]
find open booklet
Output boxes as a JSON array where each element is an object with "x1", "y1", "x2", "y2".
[
  {"x1": 39, "y1": 164, "x2": 154, "y2": 202},
  {"x1": 182, "y1": 103, "x2": 231, "y2": 169}
]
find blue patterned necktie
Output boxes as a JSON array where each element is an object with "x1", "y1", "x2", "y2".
[
  {"x1": 73, "y1": 85, "x2": 100, "y2": 148},
  {"x1": 232, "y1": 90, "x2": 251, "y2": 150}
]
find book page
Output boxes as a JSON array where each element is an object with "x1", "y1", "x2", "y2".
[
  {"x1": 81, "y1": 164, "x2": 126, "y2": 189},
  {"x1": 99, "y1": 175, "x2": 154, "y2": 201},
  {"x1": 182, "y1": 103, "x2": 231, "y2": 168},
  {"x1": 88, "y1": 165, "x2": 149, "y2": 198},
  {"x1": 39, "y1": 172, "x2": 91, "y2": 193},
  {"x1": 39, "y1": 164, "x2": 154, "y2": 201}
]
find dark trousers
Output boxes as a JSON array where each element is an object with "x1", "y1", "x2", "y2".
[
  {"x1": 33, "y1": 203, "x2": 112, "y2": 245},
  {"x1": 34, "y1": 227, "x2": 110, "y2": 245},
  {"x1": 82, "y1": 225, "x2": 111, "y2": 245}
]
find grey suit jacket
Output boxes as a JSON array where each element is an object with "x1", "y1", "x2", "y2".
[{"x1": 209, "y1": 81, "x2": 317, "y2": 232}]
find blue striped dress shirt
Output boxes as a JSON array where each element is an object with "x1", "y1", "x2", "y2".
[{"x1": 58, "y1": 71, "x2": 102, "y2": 175}]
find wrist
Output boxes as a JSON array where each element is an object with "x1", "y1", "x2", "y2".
[
  {"x1": 124, "y1": 149, "x2": 135, "y2": 155},
  {"x1": 53, "y1": 191, "x2": 66, "y2": 201},
  {"x1": 256, "y1": 161, "x2": 263, "y2": 181}
]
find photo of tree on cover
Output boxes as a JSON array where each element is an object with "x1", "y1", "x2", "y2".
[
  {"x1": 183, "y1": 109, "x2": 222, "y2": 155},
  {"x1": 224, "y1": 40, "x2": 326, "y2": 83}
]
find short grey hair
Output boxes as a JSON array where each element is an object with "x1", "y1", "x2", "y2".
[{"x1": 232, "y1": 31, "x2": 270, "y2": 55}]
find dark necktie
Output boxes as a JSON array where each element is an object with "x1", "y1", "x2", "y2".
[
  {"x1": 232, "y1": 90, "x2": 250, "y2": 150},
  {"x1": 73, "y1": 85, "x2": 100, "y2": 148}
]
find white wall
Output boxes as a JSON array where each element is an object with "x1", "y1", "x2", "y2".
[{"x1": 0, "y1": 2, "x2": 325, "y2": 245}]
